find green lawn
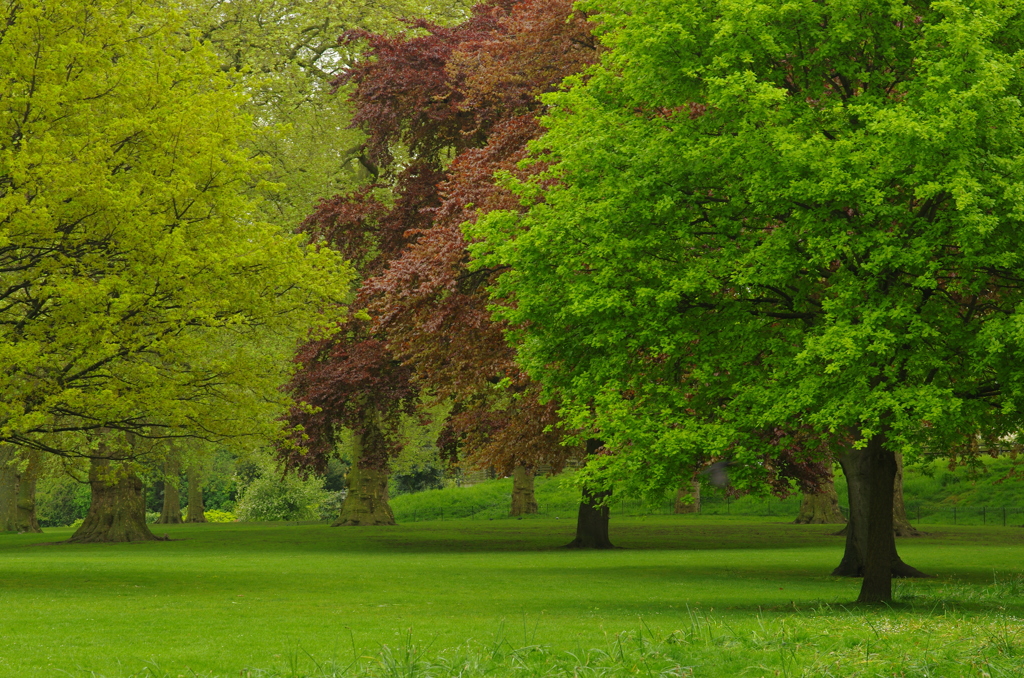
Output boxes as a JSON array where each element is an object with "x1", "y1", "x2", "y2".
[{"x1": 1, "y1": 516, "x2": 1023, "y2": 677}]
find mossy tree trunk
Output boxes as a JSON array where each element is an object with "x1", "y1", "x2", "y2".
[
  {"x1": 832, "y1": 437, "x2": 927, "y2": 600},
  {"x1": 186, "y1": 465, "x2": 207, "y2": 523},
  {"x1": 156, "y1": 456, "x2": 182, "y2": 524},
  {"x1": 674, "y1": 480, "x2": 701, "y2": 514},
  {"x1": 15, "y1": 450, "x2": 42, "y2": 533},
  {"x1": 0, "y1": 445, "x2": 19, "y2": 532},
  {"x1": 68, "y1": 457, "x2": 158, "y2": 543},
  {"x1": 334, "y1": 413, "x2": 395, "y2": 526},
  {"x1": 565, "y1": 439, "x2": 615, "y2": 549},
  {"x1": 795, "y1": 472, "x2": 845, "y2": 524},
  {"x1": 0, "y1": 446, "x2": 42, "y2": 533},
  {"x1": 510, "y1": 465, "x2": 538, "y2": 516}
]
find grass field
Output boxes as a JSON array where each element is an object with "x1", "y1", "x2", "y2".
[{"x1": 2, "y1": 516, "x2": 1024, "y2": 677}]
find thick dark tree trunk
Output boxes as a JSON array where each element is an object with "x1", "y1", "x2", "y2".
[
  {"x1": 835, "y1": 451, "x2": 919, "y2": 536},
  {"x1": 68, "y1": 458, "x2": 159, "y2": 543},
  {"x1": 564, "y1": 439, "x2": 615, "y2": 549},
  {"x1": 674, "y1": 480, "x2": 701, "y2": 514},
  {"x1": 156, "y1": 457, "x2": 182, "y2": 524},
  {"x1": 795, "y1": 472, "x2": 845, "y2": 524},
  {"x1": 185, "y1": 465, "x2": 207, "y2": 523},
  {"x1": 510, "y1": 465, "x2": 538, "y2": 516},
  {"x1": 334, "y1": 416, "x2": 395, "y2": 526},
  {"x1": 833, "y1": 438, "x2": 927, "y2": 600},
  {"x1": 0, "y1": 445, "x2": 19, "y2": 532}
]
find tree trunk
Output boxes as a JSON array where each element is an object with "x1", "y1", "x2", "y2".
[
  {"x1": 510, "y1": 465, "x2": 538, "y2": 516},
  {"x1": 156, "y1": 457, "x2": 182, "y2": 524},
  {"x1": 68, "y1": 458, "x2": 159, "y2": 543},
  {"x1": 333, "y1": 419, "x2": 395, "y2": 526},
  {"x1": 832, "y1": 438, "x2": 927, "y2": 601},
  {"x1": 15, "y1": 449, "x2": 42, "y2": 533},
  {"x1": 892, "y1": 452, "x2": 921, "y2": 537},
  {"x1": 564, "y1": 439, "x2": 615, "y2": 549},
  {"x1": 0, "y1": 447, "x2": 42, "y2": 533},
  {"x1": 795, "y1": 474, "x2": 845, "y2": 524},
  {"x1": 0, "y1": 445, "x2": 19, "y2": 532},
  {"x1": 186, "y1": 465, "x2": 207, "y2": 523},
  {"x1": 674, "y1": 480, "x2": 701, "y2": 513}
]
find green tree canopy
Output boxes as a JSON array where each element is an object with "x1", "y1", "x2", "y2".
[
  {"x1": 469, "y1": 0, "x2": 1024, "y2": 600},
  {"x1": 0, "y1": 0, "x2": 352, "y2": 457}
]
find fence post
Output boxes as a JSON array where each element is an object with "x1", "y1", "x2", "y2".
[
  {"x1": 983, "y1": 506, "x2": 986, "y2": 525},
  {"x1": 953, "y1": 506, "x2": 956, "y2": 525},
  {"x1": 727, "y1": 496, "x2": 731, "y2": 514},
  {"x1": 1004, "y1": 507, "x2": 1007, "y2": 527},
  {"x1": 916, "y1": 505, "x2": 920, "y2": 522},
  {"x1": 767, "y1": 499, "x2": 771, "y2": 516}
]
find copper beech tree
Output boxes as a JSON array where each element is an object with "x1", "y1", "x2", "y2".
[{"x1": 284, "y1": 0, "x2": 611, "y2": 535}]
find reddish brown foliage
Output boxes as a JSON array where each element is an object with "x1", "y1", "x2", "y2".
[
  {"x1": 283, "y1": 0, "x2": 596, "y2": 477},
  {"x1": 336, "y1": 0, "x2": 597, "y2": 475}
]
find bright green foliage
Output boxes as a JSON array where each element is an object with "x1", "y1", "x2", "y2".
[
  {"x1": 234, "y1": 472, "x2": 328, "y2": 521},
  {"x1": 202, "y1": 508, "x2": 236, "y2": 522},
  {"x1": 0, "y1": 0, "x2": 352, "y2": 454},
  {"x1": 470, "y1": 0, "x2": 1024, "y2": 493}
]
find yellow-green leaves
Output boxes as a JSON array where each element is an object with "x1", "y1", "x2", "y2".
[{"x1": 0, "y1": 0, "x2": 353, "y2": 454}]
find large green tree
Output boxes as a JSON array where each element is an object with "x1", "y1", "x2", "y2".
[
  {"x1": 0, "y1": 0, "x2": 352, "y2": 541},
  {"x1": 470, "y1": 0, "x2": 1024, "y2": 601}
]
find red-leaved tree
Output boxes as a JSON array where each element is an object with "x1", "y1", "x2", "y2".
[{"x1": 284, "y1": 0, "x2": 607, "y2": 534}]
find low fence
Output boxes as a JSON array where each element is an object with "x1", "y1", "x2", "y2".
[{"x1": 394, "y1": 494, "x2": 1024, "y2": 527}]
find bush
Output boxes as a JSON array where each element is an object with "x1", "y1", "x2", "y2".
[
  {"x1": 318, "y1": 491, "x2": 346, "y2": 522},
  {"x1": 234, "y1": 472, "x2": 329, "y2": 522},
  {"x1": 36, "y1": 477, "x2": 90, "y2": 527},
  {"x1": 203, "y1": 509, "x2": 236, "y2": 522}
]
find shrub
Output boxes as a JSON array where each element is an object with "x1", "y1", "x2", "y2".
[
  {"x1": 203, "y1": 509, "x2": 236, "y2": 523},
  {"x1": 318, "y1": 491, "x2": 346, "y2": 522},
  {"x1": 35, "y1": 476, "x2": 90, "y2": 527},
  {"x1": 234, "y1": 472, "x2": 329, "y2": 522}
]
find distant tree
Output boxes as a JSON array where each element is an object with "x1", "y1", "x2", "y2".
[
  {"x1": 182, "y1": 0, "x2": 472, "y2": 232},
  {"x1": 469, "y1": 0, "x2": 1024, "y2": 601}
]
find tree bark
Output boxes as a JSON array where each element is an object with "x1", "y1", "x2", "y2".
[
  {"x1": 892, "y1": 452, "x2": 921, "y2": 537},
  {"x1": 832, "y1": 437, "x2": 927, "y2": 601},
  {"x1": 68, "y1": 458, "x2": 159, "y2": 543},
  {"x1": 334, "y1": 416, "x2": 395, "y2": 526},
  {"x1": 156, "y1": 457, "x2": 182, "y2": 524},
  {"x1": 510, "y1": 465, "x2": 538, "y2": 516},
  {"x1": 674, "y1": 480, "x2": 701, "y2": 514},
  {"x1": 186, "y1": 465, "x2": 207, "y2": 523},
  {"x1": 15, "y1": 449, "x2": 42, "y2": 533},
  {"x1": 795, "y1": 473, "x2": 845, "y2": 524},
  {"x1": 564, "y1": 439, "x2": 615, "y2": 549},
  {"x1": 0, "y1": 445, "x2": 19, "y2": 532},
  {"x1": 0, "y1": 447, "x2": 42, "y2": 533}
]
